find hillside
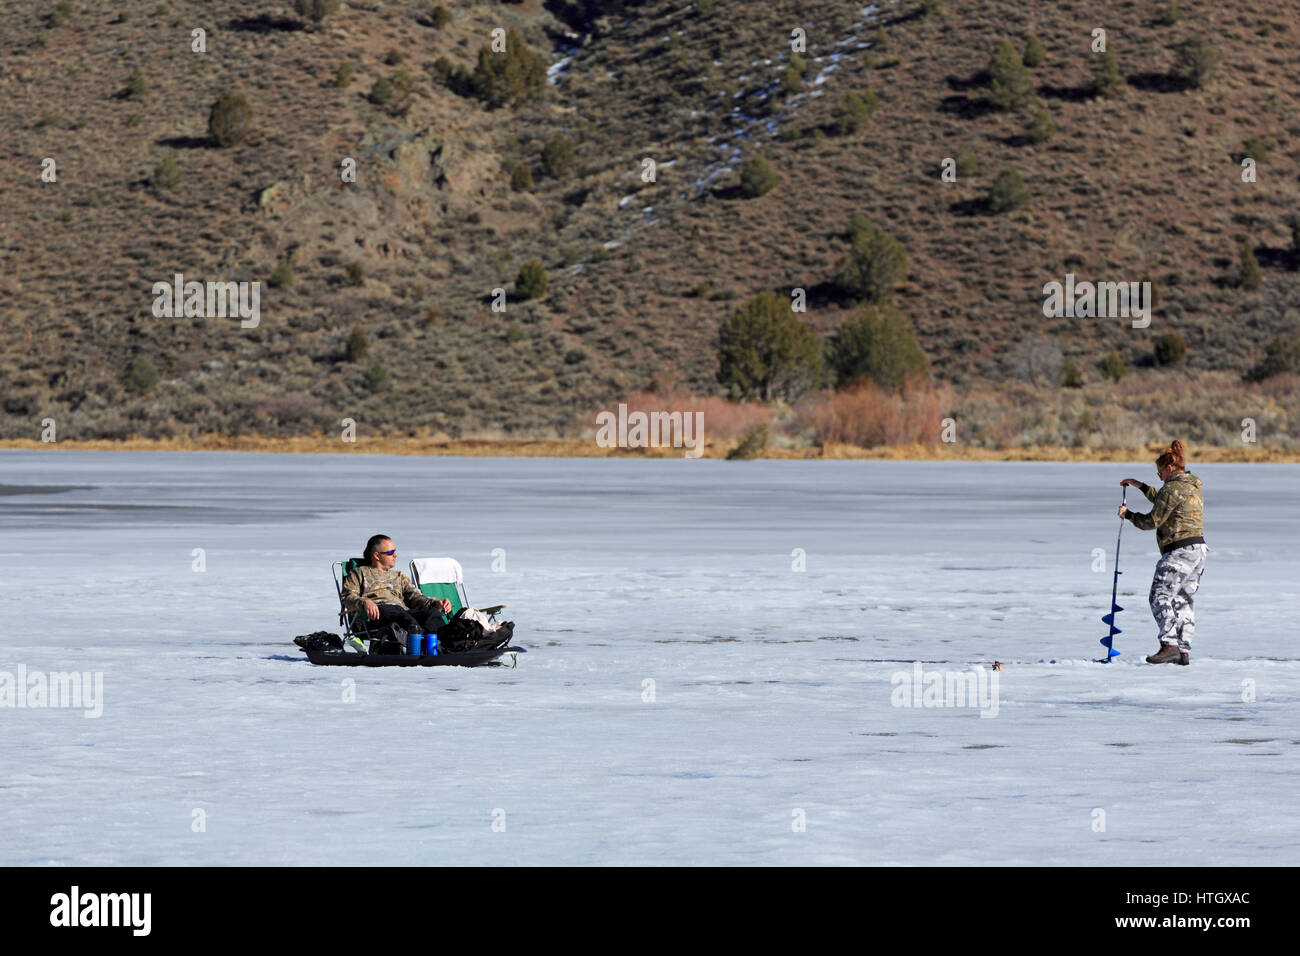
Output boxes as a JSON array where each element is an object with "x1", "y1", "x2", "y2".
[{"x1": 2, "y1": 0, "x2": 1298, "y2": 442}]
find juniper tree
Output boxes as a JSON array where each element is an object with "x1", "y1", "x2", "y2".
[
  {"x1": 829, "y1": 303, "x2": 929, "y2": 392},
  {"x1": 1171, "y1": 35, "x2": 1220, "y2": 88},
  {"x1": 716, "y1": 291, "x2": 824, "y2": 402},
  {"x1": 987, "y1": 38, "x2": 1034, "y2": 111},
  {"x1": 832, "y1": 221, "x2": 908, "y2": 302}
]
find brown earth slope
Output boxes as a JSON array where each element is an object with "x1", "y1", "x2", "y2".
[{"x1": 1, "y1": 0, "x2": 1297, "y2": 441}]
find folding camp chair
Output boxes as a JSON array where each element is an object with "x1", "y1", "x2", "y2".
[
  {"x1": 331, "y1": 558, "x2": 404, "y2": 653},
  {"x1": 409, "y1": 557, "x2": 505, "y2": 626}
]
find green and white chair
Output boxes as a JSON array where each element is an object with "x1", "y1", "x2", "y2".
[{"x1": 409, "y1": 556, "x2": 505, "y2": 626}]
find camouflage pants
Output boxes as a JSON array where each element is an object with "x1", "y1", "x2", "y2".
[{"x1": 1148, "y1": 544, "x2": 1208, "y2": 649}]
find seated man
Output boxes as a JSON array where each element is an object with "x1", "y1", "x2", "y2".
[{"x1": 341, "y1": 534, "x2": 451, "y2": 641}]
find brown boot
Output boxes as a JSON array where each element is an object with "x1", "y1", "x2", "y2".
[{"x1": 1146, "y1": 643, "x2": 1182, "y2": 664}]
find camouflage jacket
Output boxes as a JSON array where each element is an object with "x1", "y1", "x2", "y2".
[
  {"x1": 340, "y1": 565, "x2": 435, "y2": 613},
  {"x1": 1125, "y1": 471, "x2": 1206, "y2": 554}
]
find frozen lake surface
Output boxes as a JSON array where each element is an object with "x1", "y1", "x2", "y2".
[{"x1": 2, "y1": 451, "x2": 1298, "y2": 865}]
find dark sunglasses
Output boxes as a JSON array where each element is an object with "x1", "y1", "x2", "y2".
[{"x1": 379, "y1": 549, "x2": 397, "y2": 556}]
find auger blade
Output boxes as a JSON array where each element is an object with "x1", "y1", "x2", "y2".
[{"x1": 1101, "y1": 613, "x2": 1123, "y2": 629}]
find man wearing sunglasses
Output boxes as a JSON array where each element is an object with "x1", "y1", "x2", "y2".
[{"x1": 340, "y1": 534, "x2": 452, "y2": 639}]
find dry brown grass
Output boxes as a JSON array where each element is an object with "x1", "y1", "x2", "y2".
[
  {"x1": 798, "y1": 378, "x2": 955, "y2": 448},
  {"x1": 589, "y1": 390, "x2": 773, "y2": 442},
  {"x1": 5, "y1": 433, "x2": 1296, "y2": 463}
]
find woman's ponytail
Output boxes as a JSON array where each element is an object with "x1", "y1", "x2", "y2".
[{"x1": 1156, "y1": 439, "x2": 1186, "y2": 472}]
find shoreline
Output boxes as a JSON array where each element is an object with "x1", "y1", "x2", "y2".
[{"x1": 0, "y1": 436, "x2": 1295, "y2": 462}]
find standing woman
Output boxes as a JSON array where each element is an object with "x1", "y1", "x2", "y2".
[{"x1": 1118, "y1": 440, "x2": 1208, "y2": 665}]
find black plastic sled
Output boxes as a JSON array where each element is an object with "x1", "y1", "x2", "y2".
[{"x1": 305, "y1": 646, "x2": 525, "y2": 667}]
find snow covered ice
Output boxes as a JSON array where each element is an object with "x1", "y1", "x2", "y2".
[{"x1": 2, "y1": 451, "x2": 1297, "y2": 864}]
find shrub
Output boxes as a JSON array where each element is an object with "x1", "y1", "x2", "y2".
[
  {"x1": 1025, "y1": 109, "x2": 1056, "y2": 144},
  {"x1": 383, "y1": 49, "x2": 403, "y2": 66},
  {"x1": 832, "y1": 90, "x2": 879, "y2": 134},
  {"x1": 269, "y1": 260, "x2": 294, "y2": 289},
  {"x1": 987, "y1": 38, "x2": 1034, "y2": 111},
  {"x1": 1061, "y1": 361, "x2": 1084, "y2": 388},
  {"x1": 1099, "y1": 349, "x2": 1127, "y2": 382},
  {"x1": 515, "y1": 259, "x2": 548, "y2": 299},
  {"x1": 780, "y1": 64, "x2": 803, "y2": 95},
  {"x1": 49, "y1": 1, "x2": 72, "y2": 28},
  {"x1": 293, "y1": 0, "x2": 339, "y2": 25},
  {"x1": 1008, "y1": 336, "x2": 1062, "y2": 385},
  {"x1": 432, "y1": 56, "x2": 454, "y2": 84},
  {"x1": 430, "y1": 4, "x2": 451, "y2": 29},
  {"x1": 345, "y1": 324, "x2": 368, "y2": 361},
  {"x1": 151, "y1": 154, "x2": 182, "y2": 190},
  {"x1": 541, "y1": 133, "x2": 576, "y2": 178},
  {"x1": 345, "y1": 262, "x2": 366, "y2": 287},
  {"x1": 716, "y1": 291, "x2": 824, "y2": 402},
  {"x1": 1157, "y1": 3, "x2": 1183, "y2": 25},
  {"x1": 208, "y1": 92, "x2": 252, "y2": 147},
  {"x1": 126, "y1": 69, "x2": 148, "y2": 99},
  {"x1": 1239, "y1": 240, "x2": 1262, "y2": 290},
  {"x1": 1171, "y1": 35, "x2": 1220, "y2": 89},
  {"x1": 954, "y1": 144, "x2": 978, "y2": 178},
  {"x1": 510, "y1": 162, "x2": 533, "y2": 191},
  {"x1": 921, "y1": 0, "x2": 943, "y2": 15},
  {"x1": 1092, "y1": 47, "x2": 1122, "y2": 96},
  {"x1": 363, "y1": 364, "x2": 388, "y2": 393},
  {"x1": 738, "y1": 155, "x2": 779, "y2": 198},
  {"x1": 873, "y1": 27, "x2": 890, "y2": 53},
  {"x1": 803, "y1": 378, "x2": 948, "y2": 448},
  {"x1": 243, "y1": 393, "x2": 329, "y2": 433},
  {"x1": 1154, "y1": 329, "x2": 1187, "y2": 365},
  {"x1": 369, "y1": 77, "x2": 393, "y2": 105},
  {"x1": 987, "y1": 168, "x2": 1030, "y2": 213},
  {"x1": 1242, "y1": 135, "x2": 1268, "y2": 162},
  {"x1": 696, "y1": 0, "x2": 715, "y2": 13},
  {"x1": 123, "y1": 355, "x2": 160, "y2": 394},
  {"x1": 387, "y1": 68, "x2": 413, "y2": 115},
  {"x1": 612, "y1": 392, "x2": 772, "y2": 443},
  {"x1": 505, "y1": 321, "x2": 526, "y2": 344},
  {"x1": 335, "y1": 63, "x2": 355, "y2": 88},
  {"x1": 470, "y1": 29, "x2": 547, "y2": 108},
  {"x1": 1141, "y1": 273, "x2": 1162, "y2": 308},
  {"x1": 832, "y1": 221, "x2": 907, "y2": 302},
  {"x1": 1023, "y1": 35, "x2": 1045, "y2": 68},
  {"x1": 830, "y1": 303, "x2": 929, "y2": 392},
  {"x1": 1248, "y1": 333, "x2": 1300, "y2": 381},
  {"x1": 726, "y1": 424, "x2": 768, "y2": 460}
]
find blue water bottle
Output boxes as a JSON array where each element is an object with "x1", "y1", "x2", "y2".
[
  {"x1": 426, "y1": 634, "x2": 439, "y2": 656},
  {"x1": 406, "y1": 633, "x2": 424, "y2": 656}
]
